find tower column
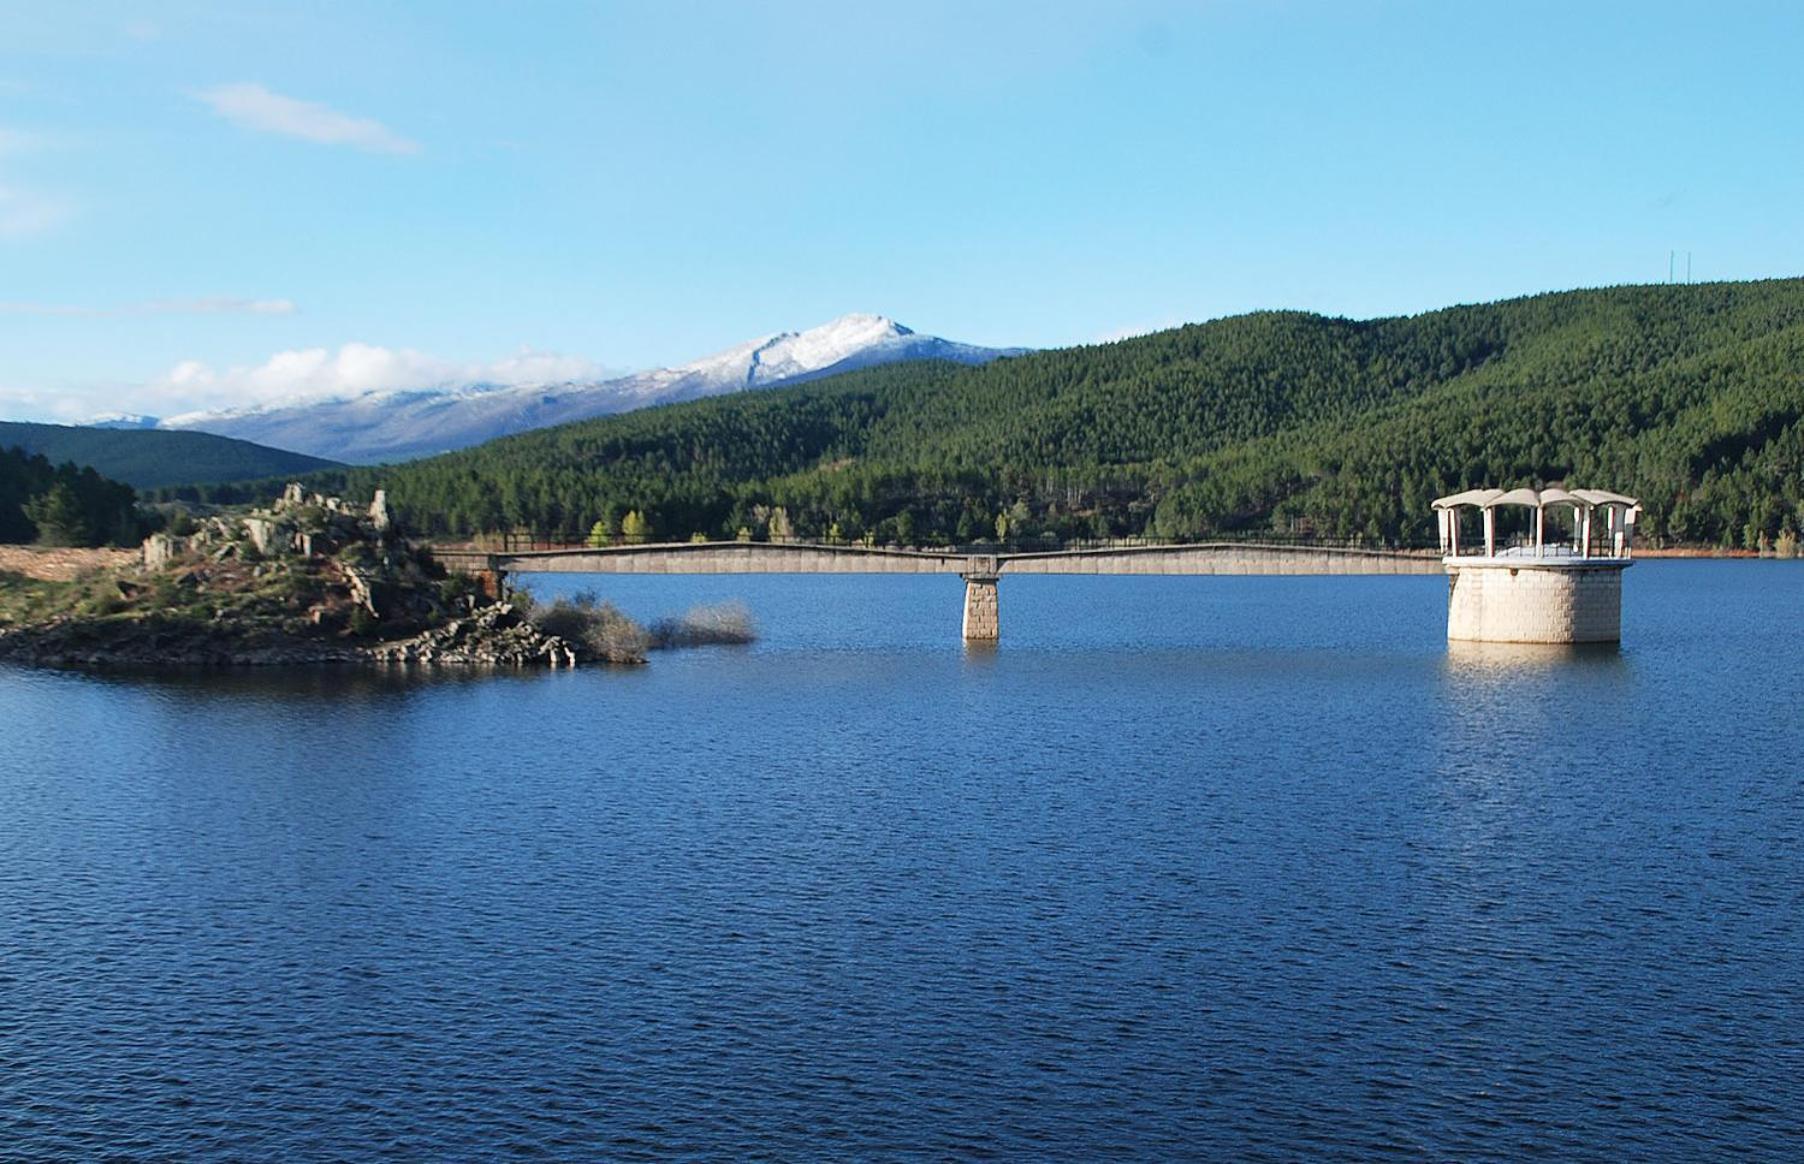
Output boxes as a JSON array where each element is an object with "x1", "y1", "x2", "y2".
[{"x1": 961, "y1": 558, "x2": 1000, "y2": 642}]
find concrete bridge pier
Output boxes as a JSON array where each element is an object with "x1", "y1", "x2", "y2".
[{"x1": 961, "y1": 559, "x2": 1000, "y2": 642}]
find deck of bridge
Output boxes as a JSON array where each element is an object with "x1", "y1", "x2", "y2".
[
  {"x1": 438, "y1": 540, "x2": 1439, "y2": 576},
  {"x1": 429, "y1": 540, "x2": 1440, "y2": 642}
]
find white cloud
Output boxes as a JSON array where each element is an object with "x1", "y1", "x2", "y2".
[
  {"x1": 0, "y1": 384, "x2": 77, "y2": 421},
  {"x1": 195, "y1": 83, "x2": 421, "y2": 156},
  {"x1": 174, "y1": 296, "x2": 298, "y2": 315},
  {"x1": 150, "y1": 342, "x2": 614, "y2": 417},
  {"x1": 0, "y1": 296, "x2": 298, "y2": 317},
  {"x1": 479, "y1": 349, "x2": 614, "y2": 385}
]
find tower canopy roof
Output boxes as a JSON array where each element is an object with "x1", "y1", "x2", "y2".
[{"x1": 1433, "y1": 487, "x2": 1639, "y2": 511}]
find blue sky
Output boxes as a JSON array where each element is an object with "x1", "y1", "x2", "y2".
[{"x1": 2, "y1": 0, "x2": 1801, "y2": 421}]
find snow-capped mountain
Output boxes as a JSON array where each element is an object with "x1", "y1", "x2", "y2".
[
  {"x1": 152, "y1": 315, "x2": 1020, "y2": 464},
  {"x1": 87, "y1": 413, "x2": 161, "y2": 430}
]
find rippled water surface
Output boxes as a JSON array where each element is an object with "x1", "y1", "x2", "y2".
[{"x1": 3, "y1": 562, "x2": 1802, "y2": 1160}]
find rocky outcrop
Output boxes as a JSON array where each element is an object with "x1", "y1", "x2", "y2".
[
  {"x1": 0, "y1": 482, "x2": 607, "y2": 671},
  {"x1": 0, "y1": 483, "x2": 659, "y2": 671},
  {"x1": 144, "y1": 483, "x2": 389, "y2": 571},
  {"x1": 366, "y1": 603, "x2": 581, "y2": 668}
]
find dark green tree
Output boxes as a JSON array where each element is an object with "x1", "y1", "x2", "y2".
[{"x1": 23, "y1": 482, "x2": 93, "y2": 546}]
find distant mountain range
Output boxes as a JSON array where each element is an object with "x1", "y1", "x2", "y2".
[
  {"x1": 0, "y1": 421, "x2": 341, "y2": 490},
  {"x1": 134, "y1": 314, "x2": 1022, "y2": 464}
]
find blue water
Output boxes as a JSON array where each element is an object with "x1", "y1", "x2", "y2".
[{"x1": 2, "y1": 562, "x2": 1801, "y2": 1160}]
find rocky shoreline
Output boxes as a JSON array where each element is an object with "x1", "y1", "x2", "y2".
[
  {"x1": 0, "y1": 601, "x2": 583, "y2": 670},
  {"x1": 0, "y1": 484, "x2": 607, "y2": 671},
  {"x1": 365, "y1": 603, "x2": 578, "y2": 668}
]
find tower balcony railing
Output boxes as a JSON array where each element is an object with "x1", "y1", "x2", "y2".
[{"x1": 1431, "y1": 487, "x2": 1641, "y2": 563}]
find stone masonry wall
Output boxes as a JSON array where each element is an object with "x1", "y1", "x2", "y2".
[
  {"x1": 1446, "y1": 564, "x2": 1625, "y2": 643},
  {"x1": 962, "y1": 577, "x2": 1000, "y2": 641},
  {"x1": 1001, "y1": 546, "x2": 1440, "y2": 575}
]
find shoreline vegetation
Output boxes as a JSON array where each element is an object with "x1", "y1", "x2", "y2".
[{"x1": 0, "y1": 485, "x2": 756, "y2": 671}]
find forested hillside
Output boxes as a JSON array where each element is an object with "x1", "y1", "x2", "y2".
[
  {"x1": 0, "y1": 423, "x2": 341, "y2": 489},
  {"x1": 165, "y1": 280, "x2": 1804, "y2": 549}
]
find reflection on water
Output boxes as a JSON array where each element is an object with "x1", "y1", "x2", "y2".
[
  {"x1": 1, "y1": 563, "x2": 1801, "y2": 1160},
  {"x1": 960, "y1": 637, "x2": 1000, "y2": 654},
  {"x1": 1443, "y1": 638, "x2": 1628, "y2": 673},
  {"x1": 67, "y1": 661, "x2": 545, "y2": 697}
]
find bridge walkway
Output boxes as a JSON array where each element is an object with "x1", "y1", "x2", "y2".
[{"x1": 430, "y1": 540, "x2": 1440, "y2": 642}]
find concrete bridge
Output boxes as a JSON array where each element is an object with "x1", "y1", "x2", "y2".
[{"x1": 432, "y1": 540, "x2": 1440, "y2": 642}]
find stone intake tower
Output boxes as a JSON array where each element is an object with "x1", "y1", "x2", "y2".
[{"x1": 1433, "y1": 487, "x2": 1640, "y2": 644}]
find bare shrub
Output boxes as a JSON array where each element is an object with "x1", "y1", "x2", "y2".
[
  {"x1": 528, "y1": 597, "x2": 589, "y2": 641},
  {"x1": 581, "y1": 603, "x2": 651, "y2": 664},
  {"x1": 529, "y1": 591, "x2": 649, "y2": 663},
  {"x1": 649, "y1": 601, "x2": 757, "y2": 650}
]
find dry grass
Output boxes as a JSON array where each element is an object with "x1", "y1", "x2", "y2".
[{"x1": 0, "y1": 545, "x2": 138, "y2": 582}]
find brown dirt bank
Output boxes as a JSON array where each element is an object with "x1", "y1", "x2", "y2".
[{"x1": 0, "y1": 545, "x2": 139, "y2": 581}]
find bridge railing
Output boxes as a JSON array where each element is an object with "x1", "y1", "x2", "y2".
[
  {"x1": 950, "y1": 533, "x2": 1442, "y2": 555},
  {"x1": 453, "y1": 530, "x2": 1441, "y2": 555}
]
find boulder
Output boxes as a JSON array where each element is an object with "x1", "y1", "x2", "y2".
[
  {"x1": 141, "y1": 532, "x2": 186, "y2": 571},
  {"x1": 369, "y1": 489, "x2": 392, "y2": 535},
  {"x1": 243, "y1": 516, "x2": 283, "y2": 556}
]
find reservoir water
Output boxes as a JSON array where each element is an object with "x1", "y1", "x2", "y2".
[{"x1": 2, "y1": 562, "x2": 1801, "y2": 1159}]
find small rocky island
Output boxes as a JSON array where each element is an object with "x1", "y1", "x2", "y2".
[{"x1": 0, "y1": 484, "x2": 696, "y2": 669}]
